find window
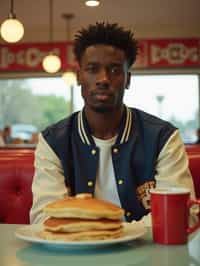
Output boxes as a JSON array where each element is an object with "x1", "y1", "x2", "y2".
[
  {"x1": 0, "y1": 74, "x2": 199, "y2": 143},
  {"x1": 124, "y1": 74, "x2": 199, "y2": 143},
  {"x1": 73, "y1": 73, "x2": 199, "y2": 143},
  {"x1": 0, "y1": 77, "x2": 70, "y2": 133}
]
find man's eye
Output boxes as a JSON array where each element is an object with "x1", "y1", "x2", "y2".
[
  {"x1": 110, "y1": 66, "x2": 123, "y2": 74},
  {"x1": 86, "y1": 65, "x2": 98, "y2": 73}
]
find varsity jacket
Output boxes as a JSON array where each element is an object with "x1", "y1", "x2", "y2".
[{"x1": 42, "y1": 106, "x2": 176, "y2": 222}]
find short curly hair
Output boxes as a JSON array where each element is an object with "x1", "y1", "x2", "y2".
[{"x1": 74, "y1": 22, "x2": 138, "y2": 68}]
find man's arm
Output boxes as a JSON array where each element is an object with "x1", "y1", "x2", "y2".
[
  {"x1": 155, "y1": 129, "x2": 195, "y2": 197},
  {"x1": 30, "y1": 133, "x2": 68, "y2": 224},
  {"x1": 142, "y1": 130, "x2": 196, "y2": 226}
]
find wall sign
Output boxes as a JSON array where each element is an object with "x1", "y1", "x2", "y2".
[
  {"x1": 134, "y1": 39, "x2": 200, "y2": 68},
  {"x1": 0, "y1": 39, "x2": 199, "y2": 72}
]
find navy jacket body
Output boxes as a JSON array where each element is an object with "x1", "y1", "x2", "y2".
[{"x1": 42, "y1": 107, "x2": 176, "y2": 222}]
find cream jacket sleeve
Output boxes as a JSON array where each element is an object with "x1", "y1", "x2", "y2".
[
  {"x1": 155, "y1": 129, "x2": 195, "y2": 197},
  {"x1": 30, "y1": 133, "x2": 68, "y2": 224},
  {"x1": 142, "y1": 130, "x2": 196, "y2": 227}
]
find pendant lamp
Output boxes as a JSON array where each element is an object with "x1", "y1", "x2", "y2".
[
  {"x1": 42, "y1": 0, "x2": 61, "y2": 73},
  {"x1": 61, "y1": 13, "x2": 77, "y2": 113},
  {"x1": 85, "y1": 0, "x2": 100, "y2": 7},
  {"x1": 0, "y1": 0, "x2": 24, "y2": 43},
  {"x1": 61, "y1": 13, "x2": 77, "y2": 85}
]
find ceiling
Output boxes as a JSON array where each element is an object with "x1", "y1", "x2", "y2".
[{"x1": 0, "y1": 0, "x2": 200, "y2": 44}]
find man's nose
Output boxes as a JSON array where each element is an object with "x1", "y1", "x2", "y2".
[{"x1": 96, "y1": 68, "x2": 110, "y2": 86}]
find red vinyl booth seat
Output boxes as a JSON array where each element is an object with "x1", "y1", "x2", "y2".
[
  {"x1": 0, "y1": 146, "x2": 200, "y2": 224},
  {"x1": 188, "y1": 154, "x2": 200, "y2": 198},
  {"x1": 185, "y1": 144, "x2": 200, "y2": 155},
  {"x1": 0, "y1": 148, "x2": 34, "y2": 224},
  {"x1": 186, "y1": 145, "x2": 200, "y2": 197}
]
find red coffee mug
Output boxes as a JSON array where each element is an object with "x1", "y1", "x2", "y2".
[{"x1": 150, "y1": 187, "x2": 200, "y2": 245}]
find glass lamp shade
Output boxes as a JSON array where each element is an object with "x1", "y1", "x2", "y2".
[
  {"x1": 85, "y1": 0, "x2": 100, "y2": 7},
  {"x1": 42, "y1": 54, "x2": 61, "y2": 73},
  {"x1": 0, "y1": 18, "x2": 24, "y2": 43},
  {"x1": 62, "y1": 71, "x2": 77, "y2": 87}
]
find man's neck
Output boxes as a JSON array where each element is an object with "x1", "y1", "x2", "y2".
[{"x1": 84, "y1": 105, "x2": 124, "y2": 140}]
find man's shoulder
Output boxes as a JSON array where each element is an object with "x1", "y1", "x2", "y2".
[
  {"x1": 42, "y1": 112, "x2": 79, "y2": 139},
  {"x1": 43, "y1": 117, "x2": 69, "y2": 133},
  {"x1": 129, "y1": 107, "x2": 177, "y2": 151},
  {"x1": 130, "y1": 107, "x2": 175, "y2": 129}
]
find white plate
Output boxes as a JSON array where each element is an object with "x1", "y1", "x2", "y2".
[{"x1": 15, "y1": 221, "x2": 147, "y2": 248}]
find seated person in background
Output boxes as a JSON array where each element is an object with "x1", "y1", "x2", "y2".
[
  {"x1": 12, "y1": 137, "x2": 24, "y2": 145},
  {"x1": 195, "y1": 128, "x2": 200, "y2": 144},
  {"x1": 30, "y1": 22, "x2": 195, "y2": 224},
  {"x1": 3, "y1": 125, "x2": 12, "y2": 144},
  {"x1": 28, "y1": 132, "x2": 39, "y2": 145},
  {"x1": 0, "y1": 128, "x2": 5, "y2": 146}
]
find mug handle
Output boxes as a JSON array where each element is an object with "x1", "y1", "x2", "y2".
[{"x1": 187, "y1": 199, "x2": 200, "y2": 234}]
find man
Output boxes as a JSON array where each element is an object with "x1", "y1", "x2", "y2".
[
  {"x1": 3, "y1": 125, "x2": 12, "y2": 144},
  {"x1": 0, "y1": 128, "x2": 5, "y2": 146},
  {"x1": 195, "y1": 128, "x2": 200, "y2": 144},
  {"x1": 30, "y1": 23, "x2": 194, "y2": 224}
]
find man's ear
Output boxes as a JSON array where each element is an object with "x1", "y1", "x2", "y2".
[
  {"x1": 76, "y1": 69, "x2": 81, "y2": 86},
  {"x1": 126, "y1": 72, "x2": 131, "y2": 90}
]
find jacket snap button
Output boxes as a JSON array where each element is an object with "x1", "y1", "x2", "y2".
[
  {"x1": 113, "y1": 148, "x2": 118, "y2": 153},
  {"x1": 126, "y1": 212, "x2": 131, "y2": 217},
  {"x1": 87, "y1": 181, "x2": 93, "y2": 187},
  {"x1": 91, "y1": 149, "x2": 96, "y2": 155},
  {"x1": 118, "y1": 179, "x2": 123, "y2": 185}
]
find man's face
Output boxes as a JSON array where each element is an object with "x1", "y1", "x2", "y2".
[{"x1": 77, "y1": 44, "x2": 130, "y2": 113}]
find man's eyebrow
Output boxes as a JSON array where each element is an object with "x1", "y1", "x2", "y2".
[
  {"x1": 82, "y1": 61, "x2": 99, "y2": 66},
  {"x1": 109, "y1": 62, "x2": 124, "y2": 66},
  {"x1": 86, "y1": 61, "x2": 123, "y2": 66},
  {"x1": 86, "y1": 62, "x2": 99, "y2": 65}
]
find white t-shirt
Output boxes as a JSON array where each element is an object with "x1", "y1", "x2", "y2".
[{"x1": 93, "y1": 135, "x2": 122, "y2": 207}]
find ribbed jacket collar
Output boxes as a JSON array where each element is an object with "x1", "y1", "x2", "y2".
[{"x1": 77, "y1": 105, "x2": 133, "y2": 146}]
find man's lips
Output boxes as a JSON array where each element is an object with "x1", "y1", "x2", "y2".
[
  {"x1": 95, "y1": 93, "x2": 111, "y2": 100},
  {"x1": 93, "y1": 90, "x2": 112, "y2": 98}
]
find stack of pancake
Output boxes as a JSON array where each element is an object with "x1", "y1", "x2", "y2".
[{"x1": 42, "y1": 193, "x2": 124, "y2": 241}]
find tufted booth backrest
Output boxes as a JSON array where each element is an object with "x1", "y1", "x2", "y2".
[
  {"x1": 185, "y1": 144, "x2": 200, "y2": 155},
  {"x1": 0, "y1": 148, "x2": 34, "y2": 224},
  {"x1": 188, "y1": 153, "x2": 200, "y2": 198},
  {"x1": 0, "y1": 145, "x2": 200, "y2": 224},
  {"x1": 185, "y1": 145, "x2": 200, "y2": 197}
]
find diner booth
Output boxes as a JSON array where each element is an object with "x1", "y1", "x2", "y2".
[
  {"x1": 0, "y1": 145, "x2": 199, "y2": 224},
  {"x1": 0, "y1": 38, "x2": 200, "y2": 224},
  {"x1": 0, "y1": 146, "x2": 34, "y2": 224}
]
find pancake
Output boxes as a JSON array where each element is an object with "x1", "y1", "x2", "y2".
[
  {"x1": 42, "y1": 227, "x2": 123, "y2": 241},
  {"x1": 43, "y1": 193, "x2": 124, "y2": 220},
  {"x1": 42, "y1": 194, "x2": 125, "y2": 241},
  {"x1": 44, "y1": 217, "x2": 123, "y2": 232}
]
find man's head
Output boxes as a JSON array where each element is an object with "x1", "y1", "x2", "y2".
[
  {"x1": 196, "y1": 128, "x2": 200, "y2": 139},
  {"x1": 74, "y1": 22, "x2": 138, "y2": 114},
  {"x1": 74, "y1": 22, "x2": 138, "y2": 68},
  {"x1": 3, "y1": 126, "x2": 11, "y2": 136}
]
